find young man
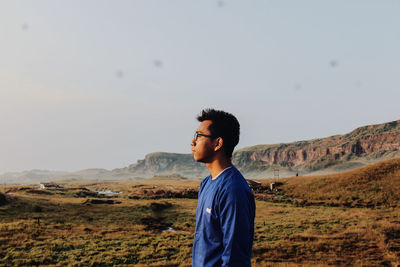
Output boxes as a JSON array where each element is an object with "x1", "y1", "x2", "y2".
[{"x1": 191, "y1": 109, "x2": 255, "y2": 267}]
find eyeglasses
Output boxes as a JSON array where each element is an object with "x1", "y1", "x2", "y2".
[{"x1": 193, "y1": 132, "x2": 213, "y2": 141}]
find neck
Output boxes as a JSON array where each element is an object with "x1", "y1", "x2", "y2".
[{"x1": 206, "y1": 157, "x2": 232, "y2": 179}]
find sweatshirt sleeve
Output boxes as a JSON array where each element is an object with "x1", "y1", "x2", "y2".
[{"x1": 218, "y1": 184, "x2": 254, "y2": 267}]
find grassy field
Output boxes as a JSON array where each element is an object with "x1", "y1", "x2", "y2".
[{"x1": 1, "y1": 160, "x2": 400, "y2": 266}]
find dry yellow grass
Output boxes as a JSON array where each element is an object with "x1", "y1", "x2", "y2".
[
  {"x1": 1, "y1": 163, "x2": 400, "y2": 266},
  {"x1": 280, "y1": 157, "x2": 400, "y2": 208}
]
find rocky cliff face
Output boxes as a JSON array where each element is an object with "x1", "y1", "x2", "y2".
[
  {"x1": 111, "y1": 152, "x2": 208, "y2": 178},
  {"x1": 2, "y1": 120, "x2": 399, "y2": 184},
  {"x1": 110, "y1": 120, "x2": 400, "y2": 179},
  {"x1": 233, "y1": 120, "x2": 400, "y2": 177}
]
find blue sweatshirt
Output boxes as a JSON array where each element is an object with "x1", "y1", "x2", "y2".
[{"x1": 192, "y1": 166, "x2": 255, "y2": 267}]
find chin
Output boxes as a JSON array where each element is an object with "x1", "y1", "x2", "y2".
[{"x1": 193, "y1": 155, "x2": 204, "y2": 163}]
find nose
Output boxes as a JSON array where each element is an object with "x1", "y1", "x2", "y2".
[{"x1": 190, "y1": 138, "x2": 196, "y2": 146}]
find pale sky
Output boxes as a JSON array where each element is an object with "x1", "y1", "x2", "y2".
[{"x1": 1, "y1": 0, "x2": 399, "y2": 174}]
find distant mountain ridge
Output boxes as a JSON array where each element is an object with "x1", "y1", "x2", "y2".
[
  {"x1": 111, "y1": 152, "x2": 209, "y2": 179},
  {"x1": 1, "y1": 120, "x2": 400, "y2": 184},
  {"x1": 234, "y1": 119, "x2": 400, "y2": 177}
]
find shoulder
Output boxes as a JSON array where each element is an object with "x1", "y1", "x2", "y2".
[
  {"x1": 218, "y1": 167, "x2": 252, "y2": 197},
  {"x1": 220, "y1": 167, "x2": 248, "y2": 188}
]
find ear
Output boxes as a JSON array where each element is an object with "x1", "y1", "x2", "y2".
[{"x1": 214, "y1": 137, "x2": 223, "y2": 152}]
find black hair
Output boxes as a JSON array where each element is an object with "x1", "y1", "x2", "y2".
[{"x1": 197, "y1": 108, "x2": 240, "y2": 159}]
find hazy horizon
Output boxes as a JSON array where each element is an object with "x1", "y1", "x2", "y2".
[{"x1": 1, "y1": 0, "x2": 399, "y2": 174}]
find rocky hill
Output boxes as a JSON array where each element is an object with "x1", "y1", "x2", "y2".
[
  {"x1": 234, "y1": 120, "x2": 400, "y2": 177},
  {"x1": 110, "y1": 152, "x2": 208, "y2": 179},
  {"x1": 107, "y1": 119, "x2": 400, "y2": 179},
  {"x1": 1, "y1": 120, "x2": 399, "y2": 184}
]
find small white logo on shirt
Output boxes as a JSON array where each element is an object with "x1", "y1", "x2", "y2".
[{"x1": 206, "y1": 208, "x2": 211, "y2": 214}]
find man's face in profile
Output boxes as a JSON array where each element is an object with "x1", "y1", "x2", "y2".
[{"x1": 191, "y1": 120, "x2": 215, "y2": 163}]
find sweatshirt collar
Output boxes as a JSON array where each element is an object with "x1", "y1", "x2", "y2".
[{"x1": 211, "y1": 166, "x2": 233, "y2": 180}]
